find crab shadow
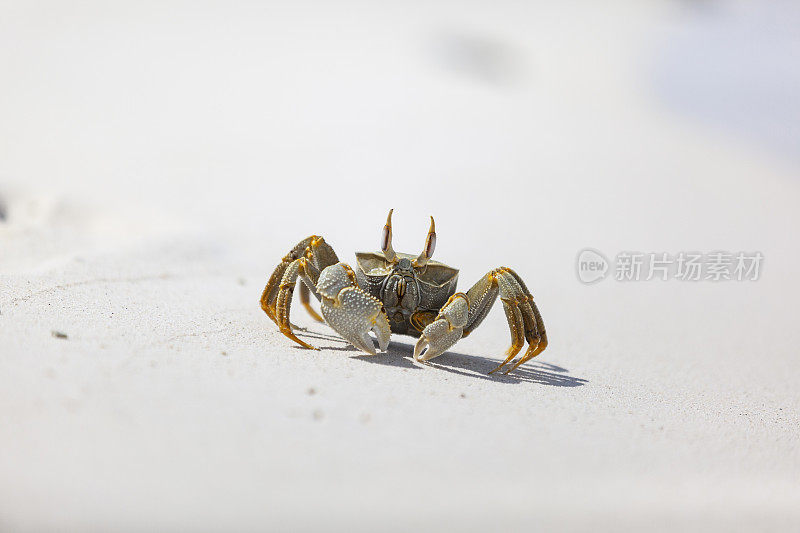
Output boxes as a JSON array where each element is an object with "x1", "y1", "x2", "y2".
[
  {"x1": 295, "y1": 330, "x2": 587, "y2": 386},
  {"x1": 292, "y1": 329, "x2": 358, "y2": 352}
]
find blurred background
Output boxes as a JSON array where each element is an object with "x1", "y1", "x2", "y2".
[{"x1": 1, "y1": 1, "x2": 798, "y2": 531}]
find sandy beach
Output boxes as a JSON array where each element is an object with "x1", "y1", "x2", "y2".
[{"x1": 1, "y1": 1, "x2": 799, "y2": 531}]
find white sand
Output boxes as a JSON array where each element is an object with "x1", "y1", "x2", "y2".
[{"x1": 1, "y1": 2, "x2": 799, "y2": 531}]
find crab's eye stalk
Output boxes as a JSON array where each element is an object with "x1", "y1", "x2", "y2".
[
  {"x1": 381, "y1": 209, "x2": 398, "y2": 263},
  {"x1": 413, "y1": 216, "x2": 436, "y2": 268}
]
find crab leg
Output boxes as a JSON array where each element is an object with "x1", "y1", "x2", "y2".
[
  {"x1": 260, "y1": 235, "x2": 339, "y2": 348},
  {"x1": 298, "y1": 282, "x2": 324, "y2": 322},
  {"x1": 274, "y1": 258, "x2": 322, "y2": 349},
  {"x1": 413, "y1": 267, "x2": 547, "y2": 374},
  {"x1": 486, "y1": 268, "x2": 547, "y2": 374},
  {"x1": 498, "y1": 268, "x2": 548, "y2": 373}
]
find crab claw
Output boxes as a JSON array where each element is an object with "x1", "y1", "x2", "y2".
[
  {"x1": 414, "y1": 320, "x2": 463, "y2": 361},
  {"x1": 413, "y1": 293, "x2": 469, "y2": 362},
  {"x1": 318, "y1": 263, "x2": 391, "y2": 355}
]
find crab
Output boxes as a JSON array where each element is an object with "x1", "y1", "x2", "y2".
[{"x1": 259, "y1": 210, "x2": 547, "y2": 374}]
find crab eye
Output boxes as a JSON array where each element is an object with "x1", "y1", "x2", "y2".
[
  {"x1": 413, "y1": 216, "x2": 436, "y2": 268},
  {"x1": 381, "y1": 209, "x2": 398, "y2": 262},
  {"x1": 382, "y1": 225, "x2": 391, "y2": 252},
  {"x1": 425, "y1": 232, "x2": 436, "y2": 258}
]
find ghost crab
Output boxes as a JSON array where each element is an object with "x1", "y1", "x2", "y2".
[{"x1": 260, "y1": 210, "x2": 547, "y2": 374}]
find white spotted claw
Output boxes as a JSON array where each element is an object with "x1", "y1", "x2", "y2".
[
  {"x1": 317, "y1": 263, "x2": 391, "y2": 355},
  {"x1": 413, "y1": 294, "x2": 468, "y2": 361}
]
